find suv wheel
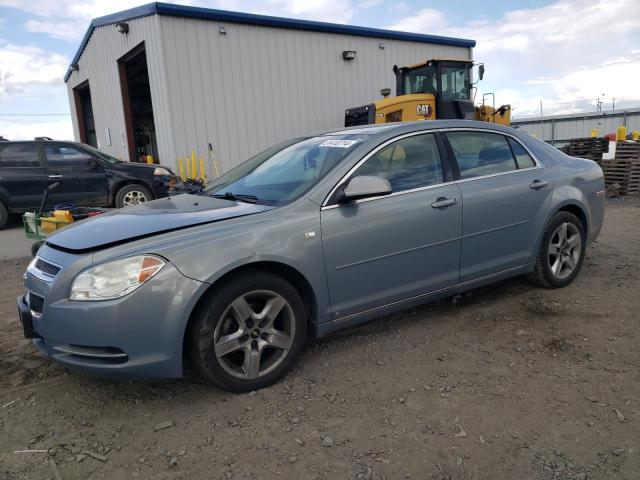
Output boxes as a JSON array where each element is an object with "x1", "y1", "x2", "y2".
[
  {"x1": 188, "y1": 270, "x2": 307, "y2": 392},
  {"x1": 114, "y1": 184, "x2": 152, "y2": 208},
  {"x1": 0, "y1": 201, "x2": 7, "y2": 230},
  {"x1": 527, "y1": 211, "x2": 586, "y2": 288}
]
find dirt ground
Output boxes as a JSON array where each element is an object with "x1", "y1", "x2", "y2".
[{"x1": 1, "y1": 197, "x2": 639, "y2": 480}]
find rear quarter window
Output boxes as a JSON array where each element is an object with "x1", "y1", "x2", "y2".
[
  {"x1": 0, "y1": 143, "x2": 40, "y2": 167},
  {"x1": 508, "y1": 137, "x2": 536, "y2": 169}
]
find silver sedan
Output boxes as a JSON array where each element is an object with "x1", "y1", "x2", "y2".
[{"x1": 19, "y1": 120, "x2": 605, "y2": 392}]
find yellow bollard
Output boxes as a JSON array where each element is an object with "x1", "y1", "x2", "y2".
[
  {"x1": 146, "y1": 154, "x2": 154, "y2": 165},
  {"x1": 632, "y1": 130, "x2": 639, "y2": 141},
  {"x1": 616, "y1": 126, "x2": 627, "y2": 141},
  {"x1": 191, "y1": 150, "x2": 197, "y2": 180},
  {"x1": 178, "y1": 158, "x2": 185, "y2": 181},
  {"x1": 590, "y1": 128, "x2": 598, "y2": 138},
  {"x1": 199, "y1": 157, "x2": 207, "y2": 180}
]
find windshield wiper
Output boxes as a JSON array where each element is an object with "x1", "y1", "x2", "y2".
[{"x1": 211, "y1": 192, "x2": 260, "y2": 204}]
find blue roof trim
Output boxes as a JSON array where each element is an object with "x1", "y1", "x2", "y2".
[{"x1": 64, "y1": 2, "x2": 475, "y2": 82}]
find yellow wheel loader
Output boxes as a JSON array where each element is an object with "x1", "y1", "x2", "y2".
[{"x1": 344, "y1": 59, "x2": 510, "y2": 127}]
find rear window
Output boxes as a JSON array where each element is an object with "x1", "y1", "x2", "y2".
[
  {"x1": 0, "y1": 143, "x2": 40, "y2": 167},
  {"x1": 446, "y1": 132, "x2": 517, "y2": 179}
]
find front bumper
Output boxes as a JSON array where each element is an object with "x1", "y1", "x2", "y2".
[{"x1": 21, "y1": 256, "x2": 206, "y2": 379}]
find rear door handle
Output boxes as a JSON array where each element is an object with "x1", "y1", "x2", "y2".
[
  {"x1": 48, "y1": 174, "x2": 63, "y2": 179},
  {"x1": 431, "y1": 197, "x2": 457, "y2": 209},
  {"x1": 530, "y1": 180, "x2": 548, "y2": 190}
]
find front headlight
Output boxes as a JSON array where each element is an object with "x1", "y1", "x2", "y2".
[
  {"x1": 154, "y1": 167, "x2": 172, "y2": 176},
  {"x1": 70, "y1": 255, "x2": 165, "y2": 301}
]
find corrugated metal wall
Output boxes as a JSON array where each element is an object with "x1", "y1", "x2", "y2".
[
  {"x1": 157, "y1": 15, "x2": 471, "y2": 172},
  {"x1": 66, "y1": 15, "x2": 175, "y2": 164},
  {"x1": 512, "y1": 108, "x2": 640, "y2": 146},
  {"x1": 68, "y1": 13, "x2": 471, "y2": 172}
]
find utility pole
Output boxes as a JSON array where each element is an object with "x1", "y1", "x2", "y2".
[
  {"x1": 596, "y1": 93, "x2": 605, "y2": 112},
  {"x1": 612, "y1": 98, "x2": 616, "y2": 110}
]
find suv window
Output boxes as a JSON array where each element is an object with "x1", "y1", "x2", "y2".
[
  {"x1": 45, "y1": 144, "x2": 94, "y2": 166},
  {"x1": 0, "y1": 143, "x2": 40, "y2": 167},
  {"x1": 508, "y1": 137, "x2": 536, "y2": 169},
  {"x1": 353, "y1": 134, "x2": 443, "y2": 192},
  {"x1": 446, "y1": 132, "x2": 517, "y2": 179}
]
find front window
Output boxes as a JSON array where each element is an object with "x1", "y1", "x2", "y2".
[
  {"x1": 440, "y1": 65, "x2": 471, "y2": 100},
  {"x1": 204, "y1": 135, "x2": 365, "y2": 206},
  {"x1": 403, "y1": 65, "x2": 437, "y2": 95},
  {"x1": 353, "y1": 133, "x2": 443, "y2": 192}
]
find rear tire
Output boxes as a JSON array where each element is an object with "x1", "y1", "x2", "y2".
[
  {"x1": 114, "y1": 184, "x2": 152, "y2": 208},
  {"x1": 0, "y1": 201, "x2": 7, "y2": 230},
  {"x1": 527, "y1": 211, "x2": 585, "y2": 288},
  {"x1": 188, "y1": 270, "x2": 307, "y2": 393}
]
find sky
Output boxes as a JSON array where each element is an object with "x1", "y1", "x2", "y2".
[{"x1": 0, "y1": 0, "x2": 639, "y2": 140}]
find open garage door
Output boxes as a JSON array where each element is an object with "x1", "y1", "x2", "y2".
[
  {"x1": 118, "y1": 43, "x2": 158, "y2": 163},
  {"x1": 73, "y1": 81, "x2": 97, "y2": 148}
]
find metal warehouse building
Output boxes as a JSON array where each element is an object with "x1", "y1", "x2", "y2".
[
  {"x1": 512, "y1": 108, "x2": 640, "y2": 147},
  {"x1": 65, "y1": 2, "x2": 474, "y2": 173}
]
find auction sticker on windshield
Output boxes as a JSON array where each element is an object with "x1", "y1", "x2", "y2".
[{"x1": 319, "y1": 139, "x2": 360, "y2": 148}]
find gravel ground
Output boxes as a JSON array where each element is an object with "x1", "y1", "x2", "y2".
[{"x1": 1, "y1": 196, "x2": 639, "y2": 480}]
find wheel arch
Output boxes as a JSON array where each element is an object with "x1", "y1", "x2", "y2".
[
  {"x1": 556, "y1": 203, "x2": 588, "y2": 235},
  {"x1": 181, "y1": 260, "x2": 319, "y2": 362}
]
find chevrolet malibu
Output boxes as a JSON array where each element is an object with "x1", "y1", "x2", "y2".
[{"x1": 18, "y1": 121, "x2": 605, "y2": 392}]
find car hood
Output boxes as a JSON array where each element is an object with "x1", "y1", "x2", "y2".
[{"x1": 46, "y1": 194, "x2": 274, "y2": 252}]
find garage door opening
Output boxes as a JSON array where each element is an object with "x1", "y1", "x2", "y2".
[
  {"x1": 119, "y1": 44, "x2": 158, "y2": 163},
  {"x1": 73, "y1": 82, "x2": 97, "y2": 147}
]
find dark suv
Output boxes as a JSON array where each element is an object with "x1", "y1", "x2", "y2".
[{"x1": 0, "y1": 139, "x2": 178, "y2": 228}]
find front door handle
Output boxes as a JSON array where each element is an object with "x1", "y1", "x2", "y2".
[
  {"x1": 431, "y1": 197, "x2": 457, "y2": 209},
  {"x1": 530, "y1": 180, "x2": 548, "y2": 190},
  {"x1": 48, "y1": 174, "x2": 63, "y2": 179}
]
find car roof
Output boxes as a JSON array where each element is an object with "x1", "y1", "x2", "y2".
[{"x1": 316, "y1": 120, "x2": 518, "y2": 137}]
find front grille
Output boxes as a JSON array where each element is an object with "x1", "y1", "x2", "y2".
[
  {"x1": 27, "y1": 292, "x2": 44, "y2": 314},
  {"x1": 35, "y1": 258, "x2": 61, "y2": 277}
]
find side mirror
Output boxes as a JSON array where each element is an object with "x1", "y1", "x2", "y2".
[
  {"x1": 338, "y1": 175, "x2": 392, "y2": 203},
  {"x1": 87, "y1": 158, "x2": 100, "y2": 168},
  {"x1": 478, "y1": 64, "x2": 485, "y2": 81}
]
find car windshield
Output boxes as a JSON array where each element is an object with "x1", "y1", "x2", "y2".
[
  {"x1": 203, "y1": 135, "x2": 366, "y2": 206},
  {"x1": 84, "y1": 145, "x2": 123, "y2": 164}
]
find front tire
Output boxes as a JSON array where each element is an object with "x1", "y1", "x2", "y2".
[
  {"x1": 114, "y1": 184, "x2": 152, "y2": 208},
  {"x1": 527, "y1": 211, "x2": 586, "y2": 288},
  {"x1": 188, "y1": 270, "x2": 307, "y2": 393}
]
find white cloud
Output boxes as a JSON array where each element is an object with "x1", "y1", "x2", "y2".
[
  {"x1": 0, "y1": 118, "x2": 73, "y2": 141},
  {"x1": 0, "y1": 41, "x2": 68, "y2": 93},
  {"x1": 24, "y1": 19, "x2": 82, "y2": 41},
  {"x1": 358, "y1": 0, "x2": 383, "y2": 9},
  {"x1": 387, "y1": 0, "x2": 640, "y2": 117}
]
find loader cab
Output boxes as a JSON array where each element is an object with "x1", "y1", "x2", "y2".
[{"x1": 394, "y1": 59, "x2": 476, "y2": 120}]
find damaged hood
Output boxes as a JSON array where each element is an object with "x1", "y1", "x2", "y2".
[{"x1": 46, "y1": 194, "x2": 274, "y2": 252}]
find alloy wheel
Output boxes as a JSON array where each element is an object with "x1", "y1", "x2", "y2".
[
  {"x1": 213, "y1": 290, "x2": 296, "y2": 380},
  {"x1": 122, "y1": 190, "x2": 149, "y2": 206},
  {"x1": 548, "y1": 222, "x2": 582, "y2": 280}
]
